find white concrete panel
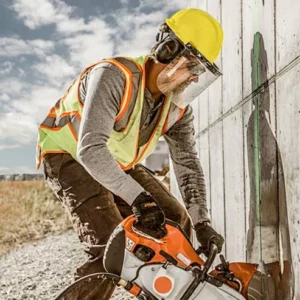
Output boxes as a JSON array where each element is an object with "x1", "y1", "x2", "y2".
[
  {"x1": 223, "y1": 110, "x2": 246, "y2": 262},
  {"x1": 209, "y1": 123, "x2": 225, "y2": 242},
  {"x1": 208, "y1": 76, "x2": 222, "y2": 126},
  {"x1": 198, "y1": 89, "x2": 209, "y2": 132},
  {"x1": 277, "y1": 63, "x2": 300, "y2": 297},
  {"x1": 242, "y1": 0, "x2": 275, "y2": 98},
  {"x1": 222, "y1": 0, "x2": 243, "y2": 113},
  {"x1": 276, "y1": 0, "x2": 300, "y2": 70},
  {"x1": 206, "y1": 0, "x2": 221, "y2": 23},
  {"x1": 207, "y1": 0, "x2": 223, "y2": 125},
  {"x1": 188, "y1": 0, "x2": 206, "y2": 9},
  {"x1": 199, "y1": 131, "x2": 211, "y2": 214}
]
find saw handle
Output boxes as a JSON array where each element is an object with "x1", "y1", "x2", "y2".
[
  {"x1": 198, "y1": 243, "x2": 219, "y2": 280},
  {"x1": 180, "y1": 244, "x2": 219, "y2": 300}
]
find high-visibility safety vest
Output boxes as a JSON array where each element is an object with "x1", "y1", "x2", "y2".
[{"x1": 36, "y1": 56, "x2": 185, "y2": 170}]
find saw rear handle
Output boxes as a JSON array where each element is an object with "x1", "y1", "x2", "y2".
[{"x1": 197, "y1": 243, "x2": 218, "y2": 280}]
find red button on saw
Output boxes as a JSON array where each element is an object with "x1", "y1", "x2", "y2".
[{"x1": 154, "y1": 276, "x2": 173, "y2": 294}]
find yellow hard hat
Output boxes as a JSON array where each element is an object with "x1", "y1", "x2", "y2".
[{"x1": 165, "y1": 8, "x2": 223, "y2": 63}]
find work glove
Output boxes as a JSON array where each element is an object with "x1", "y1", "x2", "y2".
[
  {"x1": 132, "y1": 191, "x2": 166, "y2": 239},
  {"x1": 195, "y1": 222, "x2": 224, "y2": 257}
]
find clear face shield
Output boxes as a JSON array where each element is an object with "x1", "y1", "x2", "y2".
[{"x1": 157, "y1": 44, "x2": 222, "y2": 108}]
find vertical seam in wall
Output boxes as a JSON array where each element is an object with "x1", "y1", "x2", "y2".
[
  {"x1": 208, "y1": 97, "x2": 212, "y2": 217},
  {"x1": 273, "y1": 0, "x2": 281, "y2": 271},
  {"x1": 220, "y1": 0, "x2": 224, "y2": 117},
  {"x1": 208, "y1": 94, "x2": 212, "y2": 218},
  {"x1": 253, "y1": 27, "x2": 263, "y2": 265},
  {"x1": 207, "y1": 0, "x2": 212, "y2": 220},
  {"x1": 241, "y1": 0, "x2": 247, "y2": 261},
  {"x1": 274, "y1": 0, "x2": 278, "y2": 138},
  {"x1": 222, "y1": 120, "x2": 226, "y2": 258},
  {"x1": 273, "y1": 2, "x2": 278, "y2": 143},
  {"x1": 220, "y1": 0, "x2": 227, "y2": 258}
]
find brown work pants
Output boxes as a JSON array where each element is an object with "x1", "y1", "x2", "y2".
[{"x1": 43, "y1": 153, "x2": 191, "y2": 300}]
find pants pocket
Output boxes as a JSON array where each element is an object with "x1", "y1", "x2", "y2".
[
  {"x1": 43, "y1": 153, "x2": 66, "y2": 178},
  {"x1": 72, "y1": 193, "x2": 123, "y2": 253}
]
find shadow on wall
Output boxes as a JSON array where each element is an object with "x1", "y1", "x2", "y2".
[{"x1": 246, "y1": 32, "x2": 295, "y2": 300}]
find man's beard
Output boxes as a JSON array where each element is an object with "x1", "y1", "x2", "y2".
[
  {"x1": 173, "y1": 80, "x2": 191, "y2": 93},
  {"x1": 169, "y1": 80, "x2": 193, "y2": 108}
]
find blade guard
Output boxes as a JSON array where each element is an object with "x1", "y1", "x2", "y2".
[{"x1": 210, "y1": 262, "x2": 258, "y2": 299}]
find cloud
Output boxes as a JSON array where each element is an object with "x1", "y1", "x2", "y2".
[
  {"x1": 163, "y1": 0, "x2": 188, "y2": 11},
  {"x1": 0, "y1": 62, "x2": 14, "y2": 75},
  {"x1": 0, "y1": 37, "x2": 54, "y2": 57},
  {"x1": 7, "y1": 0, "x2": 186, "y2": 65},
  {"x1": 6, "y1": 84, "x2": 63, "y2": 120},
  {"x1": 0, "y1": 79, "x2": 63, "y2": 148},
  {"x1": 9, "y1": 1, "x2": 117, "y2": 67},
  {"x1": 18, "y1": 86, "x2": 64, "y2": 119},
  {"x1": 11, "y1": 0, "x2": 74, "y2": 29},
  {"x1": 17, "y1": 68, "x2": 26, "y2": 78},
  {"x1": 32, "y1": 55, "x2": 77, "y2": 87},
  {"x1": 60, "y1": 18, "x2": 116, "y2": 67},
  {"x1": 0, "y1": 93, "x2": 10, "y2": 102},
  {"x1": 113, "y1": 10, "x2": 166, "y2": 56},
  {"x1": 0, "y1": 111, "x2": 38, "y2": 145},
  {"x1": 138, "y1": 0, "x2": 186, "y2": 12},
  {"x1": 110, "y1": 1, "x2": 187, "y2": 56},
  {"x1": 56, "y1": 16, "x2": 111, "y2": 36},
  {"x1": 0, "y1": 78, "x2": 25, "y2": 100}
]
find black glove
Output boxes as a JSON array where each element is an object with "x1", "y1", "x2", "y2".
[
  {"x1": 195, "y1": 222, "x2": 224, "y2": 257},
  {"x1": 132, "y1": 192, "x2": 166, "y2": 239}
]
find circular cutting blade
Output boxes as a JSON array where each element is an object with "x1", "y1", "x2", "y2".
[{"x1": 54, "y1": 272, "x2": 136, "y2": 300}]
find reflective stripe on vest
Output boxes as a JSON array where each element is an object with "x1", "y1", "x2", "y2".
[{"x1": 36, "y1": 56, "x2": 185, "y2": 170}]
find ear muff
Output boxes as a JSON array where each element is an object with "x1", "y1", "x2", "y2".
[{"x1": 154, "y1": 38, "x2": 183, "y2": 64}]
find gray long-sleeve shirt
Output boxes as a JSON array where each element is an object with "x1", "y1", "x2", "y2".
[{"x1": 77, "y1": 62, "x2": 209, "y2": 225}]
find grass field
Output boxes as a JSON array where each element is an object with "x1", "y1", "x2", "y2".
[{"x1": 0, "y1": 180, "x2": 72, "y2": 256}]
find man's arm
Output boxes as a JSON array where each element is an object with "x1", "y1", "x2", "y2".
[
  {"x1": 77, "y1": 64, "x2": 144, "y2": 205},
  {"x1": 164, "y1": 105, "x2": 210, "y2": 225}
]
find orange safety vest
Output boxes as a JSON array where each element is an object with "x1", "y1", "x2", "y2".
[{"x1": 36, "y1": 56, "x2": 185, "y2": 170}]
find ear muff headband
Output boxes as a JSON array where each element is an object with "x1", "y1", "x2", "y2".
[{"x1": 154, "y1": 37, "x2": 183, "y2": 64}]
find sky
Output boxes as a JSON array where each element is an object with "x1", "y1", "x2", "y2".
[{"x1": 0, "y1": 0, "x2": 186, "y2": 174}]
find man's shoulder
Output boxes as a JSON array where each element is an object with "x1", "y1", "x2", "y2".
[{"x1": 88, "y1": 56, "x2": 145, "y2": 77}]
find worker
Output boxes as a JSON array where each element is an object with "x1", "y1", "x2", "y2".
[{"x1": 36, "y1": 8, "x2": 224, "y2": 299}]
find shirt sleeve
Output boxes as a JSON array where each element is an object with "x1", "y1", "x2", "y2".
[
  {"x1": 164, "y1": 105, "x2": 210, "y2": 225},
  {"x1": 77, "y1": 64, "x2": 144, "y2": 205}
]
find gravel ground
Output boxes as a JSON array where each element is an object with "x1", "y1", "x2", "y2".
[{"x1": 0, "y1": 231, "x2": 135, "y2": 300}]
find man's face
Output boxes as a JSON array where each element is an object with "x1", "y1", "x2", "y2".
[
  {"x1": 157, "y1": 52, "x2": 220, "y2": 108},
  {"x1": 157, "y1": 56, "x2": 204, "y2": 95}
]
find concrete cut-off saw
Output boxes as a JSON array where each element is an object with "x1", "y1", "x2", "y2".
[{"x1": 55, "y1": 216, "x2": 265, "y2": 299}]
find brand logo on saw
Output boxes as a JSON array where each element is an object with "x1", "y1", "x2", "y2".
[{"x1": 126, "y1": 237, "x2": 135, "y2": 250}]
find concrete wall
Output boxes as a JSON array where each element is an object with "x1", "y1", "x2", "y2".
[
  {"x1": 170, "y1": 1, "x2": 300, "y2": 298},
  {"x1": 145, "y1": 139, "x2": 169, "y2": 171}
]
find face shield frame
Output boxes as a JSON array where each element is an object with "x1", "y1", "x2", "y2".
[
  {"x1": 156, "y1": 36, "x2": 223, "y2": 108},
  {"x1": 184, "y1": 43, "x2": 222, "y2": 77}
]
